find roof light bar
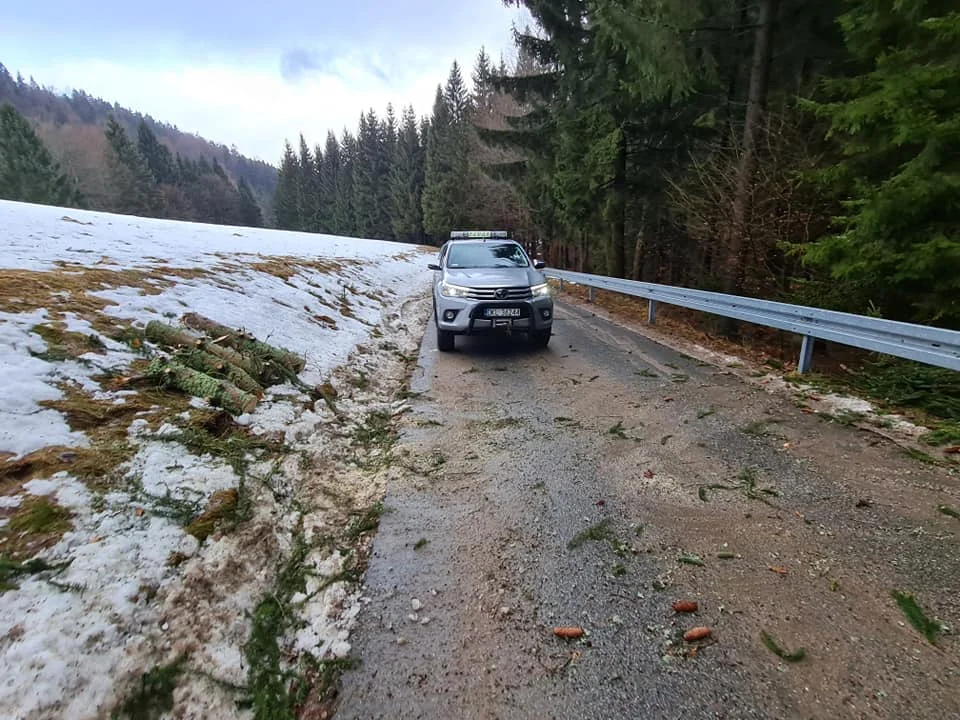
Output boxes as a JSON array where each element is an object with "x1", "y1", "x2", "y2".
[{"x1": 449, "y1": 230, "x2": 510, "y2": 239}]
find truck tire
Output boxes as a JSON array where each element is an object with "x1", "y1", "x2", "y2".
[
  {"x1": 531, "y1": 329, "x2": 551, "y2": 348},
  {"x1": 437, "y1": 328, "x2": 455, "y2": 352}
]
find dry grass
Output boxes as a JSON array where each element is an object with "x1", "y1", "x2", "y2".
[
  {"x1": 185, "y1": 488, "x2": 239, "y2": 541},
  {"x1": 30, "y1": 322, "x2": 107, "y2": 361},
  {"x1": 311, "y1": 314, "x2": 338, "y2": 329},
  {"x1": 0, "y1": 380, "x2": 192, "y2": 492},
  {"x1": 0, "y1": 269, "x2": 120, "y2": 317},
  {"x1": 0, "y1": 495, "x2": 74, "y2": 561},
  {"x1": 0, "y1": 443, "x2": 139, "y2": 495},
  {"x1": 0, "y1": 265, "x2": 209, "y2": 338},
  {"x1": 249, "y1": 257, "x2": 347, "y2": 281},
  {"x1": 249, "y1": 256, "x2": 360, "y2": 282}
]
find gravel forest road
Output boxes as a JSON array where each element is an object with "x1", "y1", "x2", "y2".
[{"x1": 335, "y1": 297, "x2": 960, "y2": 720}]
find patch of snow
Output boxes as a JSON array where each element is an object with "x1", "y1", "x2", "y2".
[
  {"x1": 129, "y1": 440, "x2": 239, "y2": 500},
  {"x1": 127, "y1": 418, "x2": 151, "y2": 436},
  {"x1": 54, "y1": 477, "x2": 93, "y2": 510},
  {"x1": 292, "y1": 550, "x2": 361, "y2": 660},
  {"x1": 0, "y1": 309, "x2": 90, "y2": 458},
  {"x1": 91, "y1": 264, "x2": 422, "y2": 387},
  {"x1": 813, "y1": 393, "x2": 874, "y2": 415},
  {"x1": 22, "y1": 478, "x2": 60, "y2": 496},
  {"x1": 0, "y1": 495, "x2": 20, "y2": 509},
  {"x1": 0, "y1": 198, "x2": 428, "y2": 458},
  {"x1": 0, "y1": 503, "x2": 184, "y2": 719},
  {"x1": 0, "y1": 200, "x2": 424, "y2": 272},
  {"x1": 690, "y1": 343, "x2": 744, "y2": 367},
  {"x1": 248, "y1": 399, "x2": 324, "y2": 444}
]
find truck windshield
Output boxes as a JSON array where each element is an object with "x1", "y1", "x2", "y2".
[{"x1": 446, "y1": 242, "x2": 529, "y2": 269}]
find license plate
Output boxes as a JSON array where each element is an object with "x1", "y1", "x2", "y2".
[{"x1": 484, "y1": 308, "x2": 521, "y2": 318}]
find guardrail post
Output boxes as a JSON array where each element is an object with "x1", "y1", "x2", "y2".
[
  {"x1": 588, "y1": 286, "x2": 595, "y2": 303},
  {"x1": 798, "y1": 335, "x2": 814, "y2": 373},
  {"x1": 559, "y1": 278, "x2": 564, "y2": 291},
  {"x1": 648, "y1": 300, "x2": 657, "y2": 324}
]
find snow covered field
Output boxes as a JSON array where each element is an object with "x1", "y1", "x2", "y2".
[{"x1": 0, "y1": 200, "x2": 433, "y2": 719}]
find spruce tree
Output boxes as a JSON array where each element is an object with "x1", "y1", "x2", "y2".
[
  {"x1": 803, "y1": 0, "x2": 960, "y2": 325},
  {"x1": 421, "y1": 86, "x2": 451, "y2": 241},
  {"x1": 104, "y1": 115, "x2": 164, "y2": 217},
  {"x1": 391, "y1": 105, "x2": 425, "y2": 242},
  {"x1": 472, "y1": 48, "x2": 493, "y2": 112},
  {"x1": 237, "y1": 177, "x2": 264, "y2": 227},
  {"x1": 274, "y1": 141, "x2": 301, "y2": 230},
  {"x1": 444, "y1": 61, "x2": 471, "y2": 123},
  {"x1": 297, "y1": 134, "x2": 318, "y2": 231},
  {"x1": 333, "y1": 130, "x2": 357, "y2": 235},
  {"x1": 137, "y1": 120, "x2": 176, "y2": 185},
  {"x1": 176, "y1": 154, "x2": 199, "y2": 186},
  {"x1": 421, "y1": 64, "x2": 471, "y2": 242},
  {"x1": 384, "y1": 103, "x2": 398, "y2": 158},
  {"x1": 0, "y1": 104, "x2": 84, "y2": 207},
  {"x1": 352, "y1": 110, "x2": 394, "y2": 239},
  {"x1": 190, "y1": 171, "x2": 242, "y2": 225},
  {"x1": 318, "y1": 131, "x2": 341, "y2": 233},
  {"x1": 353, "y1": 112, "x2": 375, "y2": 236}
]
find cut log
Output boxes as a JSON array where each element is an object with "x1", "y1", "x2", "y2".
[
  {"x1": 182, "y1": 312, "x2": 306, "y2": 374},
  {"x1": 147, "y1": 360, "x2": 257, "y2": 415},
  {"x1": 145, "y1": 321, "x2": 203, "y2": 350},
  {"x1": 145, "y1": 320, "x2": 265, "y2": 381},
  {"x1": 199, "y1": 340, "x2": 263, "y2": 380},
  {"x1": 175, "y1": 348, "x2": 264, "y2": 396}
]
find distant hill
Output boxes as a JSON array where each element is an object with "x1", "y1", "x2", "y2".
[{"x1": 0, "y1": 63, "x2": 277, "y2": 216}]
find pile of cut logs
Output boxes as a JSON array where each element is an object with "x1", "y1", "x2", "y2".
[{"x1": 144, "y1": 313, "x2": 305, "y2": 415}]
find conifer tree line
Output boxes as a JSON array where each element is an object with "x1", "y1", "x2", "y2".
[
  {"x1": 0, "y1": 104, "x2": 84, "y2": 208},
  {"x1": 274, "y1": 1, "x2": 958, "y2": 329},
  {"x1": 479, "y1": 0, "x2": 960, "y2": 329},
  {"x1": 0, "y1": 101, "x2": 264, "y2": 227},
  {"x1": 114, "y1": 116, "x2": 264, "y2": 226},
  {"x1": 273, "y1": 49, "x2": 530, "y2": 244}
]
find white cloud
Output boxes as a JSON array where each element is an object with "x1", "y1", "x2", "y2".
[
  {"x1": 2, "y1": 0, "x2": 533, "y2": 165},
  {"x1": 24, "y1": 54, "x2": 455, "y2": 164}
]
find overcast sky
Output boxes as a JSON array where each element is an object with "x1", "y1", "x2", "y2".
[{"x1": 3, "y1": 1, "x2": 527, "y2": 163}]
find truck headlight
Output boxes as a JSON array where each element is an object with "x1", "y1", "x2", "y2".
[
  {"x1": 440, "y1": 281, "x2": 471, "y2": 298},
  {"x1": 530, "y1": 282, "x2": 551, "y2": 298}
]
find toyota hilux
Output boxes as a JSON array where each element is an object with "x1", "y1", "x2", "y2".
[{"x1": 428, "y1": 231, "x2": 553, "y2": 352}]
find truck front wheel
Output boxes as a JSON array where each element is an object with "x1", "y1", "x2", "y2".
[{"x1": 437, "y1": 329, "x2": 455, "y2": 352}]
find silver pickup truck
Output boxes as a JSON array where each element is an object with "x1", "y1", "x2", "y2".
[{"x1": 428, "y1": 231, "x2": 553, "y2": 352}]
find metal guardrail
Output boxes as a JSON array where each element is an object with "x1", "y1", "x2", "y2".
[{"x1": 545, "y1": 268, "x2": 960, "y2": 374}]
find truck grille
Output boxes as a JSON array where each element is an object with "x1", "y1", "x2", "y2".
[{"x1": 464, "y1": 286, "x2": 532, "y2": 300}]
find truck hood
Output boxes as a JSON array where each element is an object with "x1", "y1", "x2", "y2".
[{"x1": 444, "y1": 267, "x2": 545, "y2": 288}]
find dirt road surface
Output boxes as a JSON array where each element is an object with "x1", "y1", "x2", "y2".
[{"x1": 335, "y1": 298, "x2": 960, "y2": 720}]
